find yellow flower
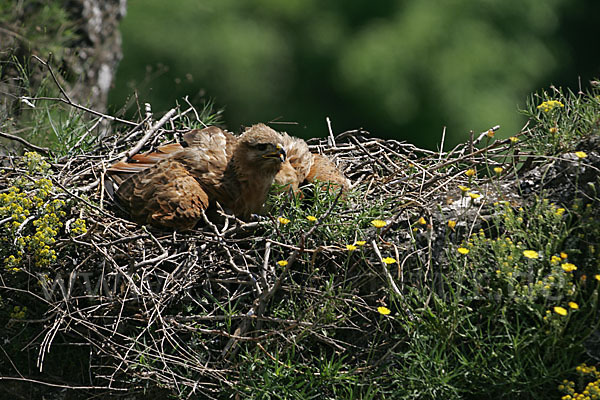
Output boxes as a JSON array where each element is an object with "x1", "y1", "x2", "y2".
[
  {"x1": 575, "y1": 151, "x2": 587, "y2": 159},
  {"x1": 560, "y1": 252, "x2": 568, "y2": 259},
  {"x1": 447, "y1": 220, "x2": 457, "y2": 230},
  {"x1": 493, "y1": 167, "x2": 503, "y2": 174},
  {"x1": 346, "y1": 244, "x2": 357, "y2": 251},
  {"x1": 277, "y1": 260, "x2": 288, "y2": 267},
  {"x1": 306, "y1": 215, "x2": 317, "y2": 222},
  {"x1": 509, "y1": 136, "x2": 519, "y2": 143},
  {"x1": 355, "y1": 240, "x2": 366, "y2": 246},
  {"x1": 465, "y1": 169, "x2": 476, "y2": 177},
  {"x1": 458, "y1": 185, "x2": 470, "y2": 192},
  {"x1": 381, "y1": 257, "x2": 396, "y2": 265},
  {"x1": 467, "y1": 192, "x2": 481, "y2": 200},
  {"x1": 561, "y1": 263, "x2": 577, "y2": 272},
  {"x1": 553, "y1": 306, "x2": 568, "y2": 316},
  {"x1": 568, "y1": 302, "x2": 579, "y2": 310},
  {"x1": 278, "y1": 217, "x2": 291, "y2": 225},
  {"x1": 549, "y1": 126, "x2": 558, "y2": 134},
  {"x1": 377, "y1": 306, "x2": 391, "y2": 315},
  {"x1": 555, "y1": 208, "x2": 566, "y2": 216},
  {"x1": 457, "y1": 247, "x2": 469, "y2": 255},
  {"x1": 595, "y1": 274, "x2": 600, "y2": 281},
  {"x1": 537, "y1": 100, "x2": 564, "y2": 112},
  {"x1": 522, "y1": 250, "x2": 539, "y2": 259},
  {"x1": 486, "y1": 129, "x2": 495, "y2": 138},
  {"x1": 417, "y1": 217, "x2": 427, "y2": 225},
  {"x1": 371, "y1": 219, "x2": 387, "y2": 228},
  {"x1": 550, "y1": 255, "x2": 561, "y2": 264}
]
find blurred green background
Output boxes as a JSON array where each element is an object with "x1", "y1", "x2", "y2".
[{"x1": 108, "y1": 0, "x2": 600, "y2": 149}]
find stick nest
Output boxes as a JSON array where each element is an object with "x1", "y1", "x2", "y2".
[{"x1": 2, "y1": 105, "x2": 588, "y2": 397}]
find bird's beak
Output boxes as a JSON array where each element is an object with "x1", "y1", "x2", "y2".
[{"x1": 263, "y1": 145, "x2": 286, "y2": 162}]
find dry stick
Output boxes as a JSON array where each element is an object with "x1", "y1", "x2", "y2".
[
  {"x1": 438, "y1": 126, "x2": 447, "y2": 161},
  {"x1": 0, "y1": 131, "x2": 50, "y2": 155},
  {"x1": 113, "y1": 116, "x2": 153, "y2": 147},
  {"x1": 30, "y1": 55, "x2": 137, "y2": 127},
  {"x1": 350, "y1": 136, "x2": 396, "y2": 174},
  {"x1": 326, "y1": 116, "x2": 337, "y2": 148},
  {"x1": 0, "y1": 376, "x2": 126, "y2": 391},
  {"x1": 120, "y1": 108, "x2": 178, "y2": 162},
  {"x1": 415, "y1": 140, "x2": 513, "y2": 191},
  {"x1": 371, "y1": 241, "x2": 402, "y2": 298},
  {"x1": 69, "y1": 116, "x2": 104, "y2": 153},
  {"x1": 50, "y1": 177, "x2": 116, "y2": 220},
  {"x1": 183, "y1": 96, "x2": 208, "y2": 127}
]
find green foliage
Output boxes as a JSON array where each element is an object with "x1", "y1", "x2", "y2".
[
  {"x1": 110, "y1": 0, "x2": 600, "y2": 147},
  {"x1": 521, "y1": 84, "x2": 600, "y2": 155},
  {"x1": 0, "y1": 0, "x2": 78, "y2": 59}
]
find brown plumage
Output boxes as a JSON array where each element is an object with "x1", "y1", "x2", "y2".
[{"x1": 108, "y1": 124, "x2": 348, "y2": 230}]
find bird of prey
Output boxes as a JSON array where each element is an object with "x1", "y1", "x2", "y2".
[{"x1": 108, "y1": 124, "x2": 348, "y2": 230}]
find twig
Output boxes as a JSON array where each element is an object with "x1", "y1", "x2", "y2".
[
  {"x1": 0, "y1": 131, "x2": 50, "y2": 155},
  {"x1": 120, "y1": 108, "x2": 178, "y2": 161},
  {"x1": 371, "y1": 240, "x2": 402, "y2": 298},
  {"x1": 326, "y1": 116, "x2": 336, "y2": 148},
  {"x1": 30, "y1": 55, "x2": 137, "y2": 127}
]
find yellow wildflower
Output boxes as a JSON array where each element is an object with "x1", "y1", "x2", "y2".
[
  {"x1": 550, "y1": 255, "x2": 561, "y2": 264},
  {"x1": 568, "y1": 302, "x2": 579, "y2": 310},
  {"x1": 467, "y1": 192, "x2": 481, "y2": 200},
  {"x1": 561, "y1": 263, "x2": 577, "y2": 272},
  {"x1": 371, "y1": 219, "x2": 387, "y2": 228},
  {"x1": 595, "y1": 274, "x2": 600, "y2": 281},
  {"x1": 537, "y1": 100, "x2": 564, "y2": 112},
  {"x1": 278, "y1": 217, "x2": 291, "y2": 225},
  {"x1": 277, "y1": 260, "x2": 288, "y2": 267},
  {"x1": 549, "y1": 126, "x2": 558, "y2": 134},
  {"x1": 493, "y1": 167, "x2": 503, "y2": 174},
  {"x1": 509, "y1": 136, "x2": 519, "y2": 143},
  {"x1": 457, "y1": 247, "x2": 469, "y2": 255},
  {"x1": 553, "y1": 306, "x2": 568, "y2": 316},
  {"x1": 486, "y1": 129, "x2": 495, "y2": 138},
  {"x1": 575, "y1": 151, "x2": 587, "y2": 159},
  {"x1": 346, "y1": 244, "x2": 357, "y2": 251},
  {"x1": 465, "y1": 169, "x2": 476, "y2": 177},
  {"x1": 377, "y1": 306, "x2": 391, "y2": 315},
  {"x1": 555, "y1": 208, "x2": 566, "y2": 216},
  {"x1": 447, "y1": 220, "x2": 457, "y2": 230},
  {"x1": 417, "y1": 217, "x2": 426, "y2": 225},
  {"x1": 458, "y1": 185, "x2": 470, "y2": 192},
  {"x1": 306, "y1": 215, "x2": 317, "y2": 222},
  {"x1": 355, "y1": 240, "x2": 366, "y2": 246},
  {"x1": 522, "y1": 250, "x2": 539, "y2": 259},
  {"x1": 560, "y1": 252, "x2": 568, "y2": 259},
  {"x1": 381, "y1": 257, "x2": 396, "y2": 265}
]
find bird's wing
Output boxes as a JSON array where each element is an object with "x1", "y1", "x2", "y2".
[
  {"x1": 108, "y1": 143, "x2": 185, "y2": 183},
  {"x1": 109, "y1": 126, "x2": 237, "y2": 229},
  {"x1": 176, "y1": 127, "x2": 237, "y2": 202},
  {"x1": 274, "y1": 132, "x2": 349, "y2": 193},
  {"x1": 305, "y1": 153, "x2": 350, "y2": 192},
  {"x1": 116, "y1": 158, "x2": 209, "y2": 231}
]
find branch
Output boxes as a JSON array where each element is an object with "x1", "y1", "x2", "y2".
[{"x1": 0, "y1": 131, "x2": 50, "y2": 155}]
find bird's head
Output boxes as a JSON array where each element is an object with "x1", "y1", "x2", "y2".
[{"x1": 236, "y1": 124, "x2": 286, "y2": 173}]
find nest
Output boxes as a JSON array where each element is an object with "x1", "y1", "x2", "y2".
[{"x1": 1, "y1": 97, "x2": 546, "y2": 397}]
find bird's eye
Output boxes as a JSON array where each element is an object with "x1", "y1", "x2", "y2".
[{"x1": 256, "y1": 143, "x2": 268, "y2": 151}]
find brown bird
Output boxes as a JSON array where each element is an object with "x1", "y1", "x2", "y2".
[
  {"x1": 108, "y1": 124, "x2": 348, "y2": 230},
  {"x1": 273, "y1": 131, "x2": 349, "y2": 193}
]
